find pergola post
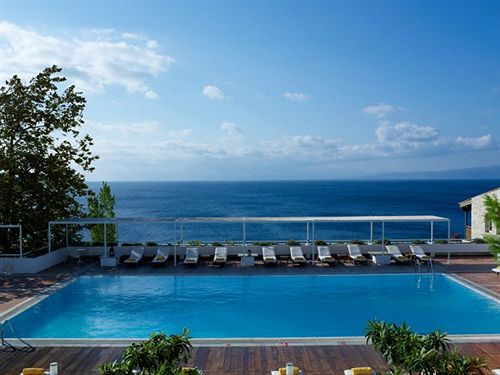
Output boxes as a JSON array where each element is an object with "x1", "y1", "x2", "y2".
[
  {"x1": 430, "y1": 221, "x2": 434, "y2": 244},
  {"x1": 19, "y1": 225, "x2": 23, "y2": 258},
  {"x1": 306, "y1": 222, "x2": 310, "y2": 245},
  {"x1": 381, "y1": 221, "x2": 385, "y2": 254},
  {"x1": 370, "y1": 222, "x2": 373, "y2": 244},
  {"x1": 65, "y1": 224, "x2": 69, "y2": 248},
  {"x1": 447, "y1": 220, "x2": 451, "y2": 264},
  {"x1": 104, "y1": 222, "x2": 107, "y2": 257},
  {"x1": 243, "y1": 220, "x2": 246, "y2": 246},
  {"x1": 48, "y1": 223, "x2": 51, "y2": 253},
  {"x1": 174, "y1": 220, "x2": 177, "y2": 267},
  {"x1": 312, "y1": 221, "x2": 315, "y2": 261}
]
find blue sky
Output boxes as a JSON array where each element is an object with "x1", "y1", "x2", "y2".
[{"x1": 1, "y1": 0, "x2": 499, "y2": 180}]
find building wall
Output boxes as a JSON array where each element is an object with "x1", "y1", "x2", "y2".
[{"x1": 471, "y1": 188, "x2": 500, "y2": 239}]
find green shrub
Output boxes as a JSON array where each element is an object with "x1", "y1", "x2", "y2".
[
  {"x1": 412, "y1": 239, "x2": 426, "y2": 245},
  {"x1": 211, "y1": 242, "x2": 223, "y2": 247},
  {"x1": 187, "y1": 240, "x2": 201, "y2": 246},
  {"x1": 286, "y1": 240, "x2": 300, "y2": 246},
  {"x1": 224, "y1": 240, "x2": 235, "y2": 246},
  {"x1": 314, "y1": 240, "x2": 328, "y2": 246},
  {"x1": 349, "y1": 239, "x2": 366, "y2": 245},
  {"x1": 99, "y1": 329, "x2": 203, "y2": 375},
  {"x1": 365, "y1": 320, "x2": 486, "y2": 375},
  {"x1": 253, "y1": 241, "x2": 275, "y2": 246},
  {"x1": 435, "y1": 239, "x2": 448, "y2": 244},
  {"x1": 121, "y1": 242, "x2": 143, "y2": 246},
  {"x1": 374, "y1": 239, "x2": 392, "y2": 245},
  {"x1": 146, "y1": 241, "x2": 158, "y2": 246}
]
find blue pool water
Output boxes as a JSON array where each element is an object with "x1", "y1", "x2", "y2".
[{"x1": 9, "y1": 274, "x2": 500, "y2": 338}]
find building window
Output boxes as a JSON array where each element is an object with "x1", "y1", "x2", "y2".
[{"x1": 485, "y1": 219, "x2": 493, "y2": 233}]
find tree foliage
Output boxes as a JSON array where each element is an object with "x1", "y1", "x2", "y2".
[
  {"x1": 483, "y1": 194, "x2": 500, "y2": 263},
  {"x1": 87, "y1": 182, "x2": 116, "y2": 242},
  {"x1": 0, "y1": 66, "x2": 98, "y2": 253}
]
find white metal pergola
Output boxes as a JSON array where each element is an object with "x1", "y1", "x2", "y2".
[
  {"x1": 49, "y1": 215, "x2": 451, "y2": 265},
  {"x1": 0, "y1": 224, "x2": 23, "y2": 257}
]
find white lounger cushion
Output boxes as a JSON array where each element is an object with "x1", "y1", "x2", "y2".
[
  {"x1": 386, "y1": 245, "x2": 402, "y2": 256},
  {"x1": 184, "y1": 247, "x2": 199, "y2": 263},
  {"x1": 262, "y1": 247, "x2": 276, "y2": 262},
  {"x1": 152, "y1": 248, "x2": 169, "y2": 263},
  {"x1": 213, "y1": 247, "x2": 227, "y2": 262},
  {"x1": 410, "y1": 245, "x2": 432, "y2": 260},
  {"x1": 386, "y1": 245, "x2": 408, "y2": 259},
  {"x1": 317, "y1": 246, "x2": 335, "y2": 262},
  {"x1": 125, "y1": 248, "x2": 144, "y2": 263},
  {"x1": 290, "y1": 247, "x2": 306, "y2": 262}
]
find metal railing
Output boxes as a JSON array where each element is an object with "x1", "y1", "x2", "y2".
[{"x1": 0, "y1": 319, "x2": 34, "y2": 352}]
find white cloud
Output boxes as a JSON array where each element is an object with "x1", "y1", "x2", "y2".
[
  {"x1": 376, "y1": 122, "x2": 440, "y2": 142},
  {"x1": 454, "y1": 135, "x2": 494, "y2": 150},
  {"x1": 220, "y1": 121, "x2": 241, "y2": 135},
  {"x1": 146, "y1": 40, "x2": 159, "y2": 49},
  {"x1": 202, "y1": 85, "x2": 225, "y2": 100},
  {"x1": 144, "y1": 90, "x2": 159, "y2": 99},
  {"x1": 166, "y1": 129, "x2": 194, "y2": 138},
  {"x1": 86, "y1": 118, "x2": 495, "y2": 169},
  {"x1": 0, "y1": 21, "x2": 173, "y2": 99},
  {"x1": 363, "y1": 103, "x2": 399, "y2": 118},
  {"x1": 283, "y1": 92, "x2": 310, "y2": 102}
]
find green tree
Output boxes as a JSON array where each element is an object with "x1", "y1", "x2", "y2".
[
  {"x1": 0, "y1": 66, "x2": 98, "y2": 253},
  {"x1": 484, "y1": 194, "x2": 500, "y2": 263},
  {"x1": 87, "y1": 182, "x2": 116, "y2": 243}
]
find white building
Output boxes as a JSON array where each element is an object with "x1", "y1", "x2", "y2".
[{"x1": 459, "y1": 187, "x2": 500, "y2": 240}]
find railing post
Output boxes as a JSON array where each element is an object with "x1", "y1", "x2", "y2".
[
  {"x1": 48, "y1": 223, "x2": 51, "y2": 253},
  {"x1": 430, "y1": 221, "x2": 434, "y2": 244},
  {"x1": 19, "y1": 225, "x2": 23, "y2": 258}
]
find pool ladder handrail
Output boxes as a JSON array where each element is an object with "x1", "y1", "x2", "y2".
[
  {"x1": 415, "y1": 258, "x2": 434, "y2": 274},
  {"x1": 1, "y1": 319, "x2": 34, "y2": 351}
]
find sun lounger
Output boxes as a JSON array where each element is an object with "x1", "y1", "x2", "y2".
[
  {"x1": 385, "y1": 245, "x2": 410, "y2": 264},
  {"x1": 347, "y1": 244, "x2": 368, "y2": 264},
  {"x1": 492, "y1": 267, "x2": 500, "y2": 275},
  {"x1": 344, "y1": 367, "x2": 376, "y2": 375},
  {"x1": 317, "y1": 246, "x2": 336, "y2": 265},
  {"x1": 410, "y1": 245, "x2": 433, "y2": 263},
  {"x1": 20, "y1": 368, "x2": 47, "y2": 375},
  {"x1": 212, "y1": 247, "x2": 227, "y2": 266},
  {"x1": 270, "y1": 365, "x2": 302, "y2": 375},
  {"x1": 492, "y1": 369, "x2": 500, "y2": 375},
  {"x1": 183, "y1": 247, "x2": 199, "y2": 265},
  {"x1": 151, "y1": 247, "x2": 169, "y2": 266},
  {"x1": 124, "y1": 247, "x2": 144, "y2": 265},
  {"x1": 262, "y1": 246, "x2": 277, "y2": 265},
  {"x1": 290, "y1": 246, "x2": 307, "y2": 265}
]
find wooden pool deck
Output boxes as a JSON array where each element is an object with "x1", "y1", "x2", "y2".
[
  {"x1": 1, "y1": 256, "x2": 499, "y2": 374},
  {"x1": 1, "y1": 343, "x2": 499, "y2": 375}
]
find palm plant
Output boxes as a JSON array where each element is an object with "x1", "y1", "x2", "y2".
[
  {"x1": 99, "y1": 329, "x2": 201, "y2": 375},
  {"x1": 365, "y1": 320, "x2": 486, "y2": 375}
]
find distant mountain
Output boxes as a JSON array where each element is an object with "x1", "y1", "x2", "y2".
[{"x1": 364, "y1": 165, "x2": 500, "y2": 180}]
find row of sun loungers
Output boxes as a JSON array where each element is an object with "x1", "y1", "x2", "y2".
[{"x1": 120, "y1": 244, "x2": 433, "y2": 266}]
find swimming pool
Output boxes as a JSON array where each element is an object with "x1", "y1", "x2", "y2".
[{"x1": 7, "y1": 274, "x2": 500, "y2": 339}]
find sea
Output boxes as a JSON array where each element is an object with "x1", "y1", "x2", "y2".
[{"x1": 85, "y1": 180, "x2": 500, "y2": 244}]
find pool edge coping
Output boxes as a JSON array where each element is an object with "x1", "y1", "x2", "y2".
[
  {"x1": 0, "y1": 278, "x2": 75, "y2": 323},
  {"x1": 5, "y1": 334, "x2": 500, "y2": 347}
]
